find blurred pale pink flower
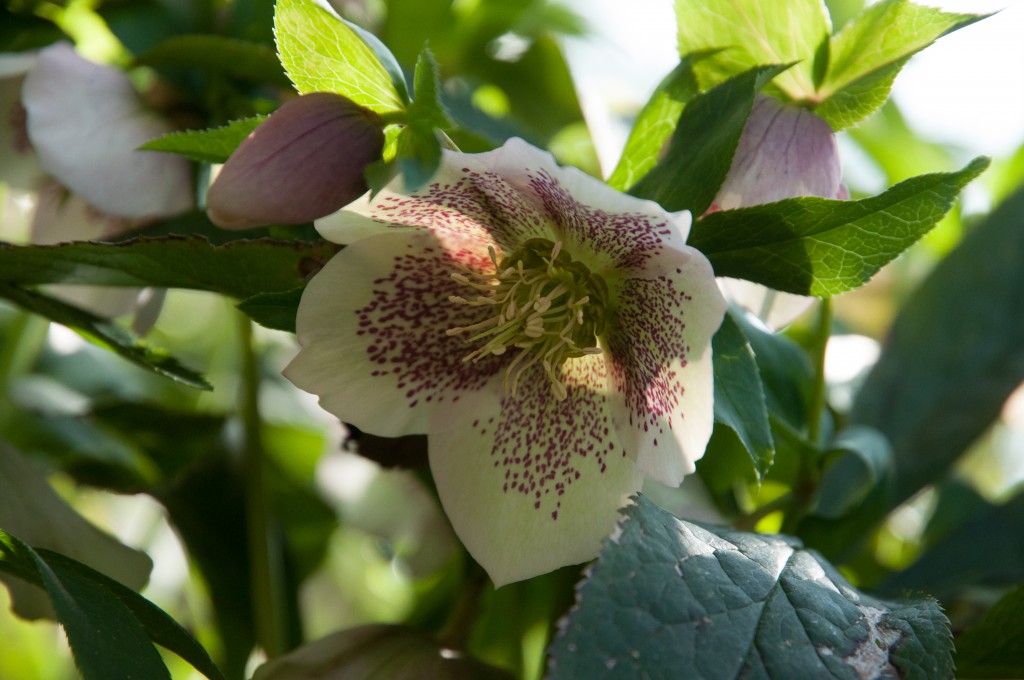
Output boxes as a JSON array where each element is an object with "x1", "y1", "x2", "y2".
[
  {"x1": 206, "y1": 92, "x2": 384, "y2": 229},
  {"x1": 0, "y1": 43, "x2": 191, "y2": 324},
  {"x1": 286, "y1": 138, "x2": 726, "y2": 585},
  {"x1": 710, "y1": 96, "x2": 844, "y2": 328}
]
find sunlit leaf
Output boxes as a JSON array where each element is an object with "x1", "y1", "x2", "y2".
[
  {"x1": 688, "y1": 157, "x2": 989, "y2": 296},
  {"x1": 815, "y1": 0, "x2": 986, "y2": 129},
  {"x1": 674, "y1": 0, "x2": 830, "y2": 98},
  {"x1": 274, "y1": 0, "x2": 404, "y2": 113},
  {"x1": 140, "y1": 117, "x2": 266, "y2": 164}
]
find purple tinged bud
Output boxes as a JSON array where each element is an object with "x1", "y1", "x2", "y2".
[
  {"x1": 710, "y1": 95, "x2": 842, "y2": 212},
  {"x1": 207, "y1": 92, "x2": 385, "y2": 229}
]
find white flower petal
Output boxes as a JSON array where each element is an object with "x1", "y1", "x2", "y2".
[
  {"x1": 21, "y1": 43, "x2": 192, "y2": 219},
  {"x1": 718, "y1": 277, "x2": 816, "y2": 330},
  {"x1": 0, "y1": 53, "x2": 42, "y2": 190},
  {"x1": 606, "y1": 245, "x2": 727, "y2": 486},
  {"x1": 285, "y1": 229, "x2": 506, "y2": 437},
  {"x1": 429, "y1": 354, "x2": 643, "y2": 587}
]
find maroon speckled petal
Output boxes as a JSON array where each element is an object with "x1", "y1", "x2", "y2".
[
  {"x1": 285, "y1": 229, "x2": 506, "y2": 436},
  {"x1": 317, "y1": 138, "x2": 692, "y2": 275},
  {"x1": 605, "y1": 245, "x2": 727, "y2": 485},
  {"x1": 429, "y1": 354, "x2": 643, "y2": 586}
]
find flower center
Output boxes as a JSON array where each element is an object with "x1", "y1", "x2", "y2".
[{"x1": 446, "y1": 238, "x2": 609, "y2": 401}]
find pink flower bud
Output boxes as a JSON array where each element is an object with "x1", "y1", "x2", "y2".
[
  {"x1": 207, "y1": 92, "x2": 385, "y2": 229},
  {"x1": 710, "y1": 95, "x2": 842, "y2": 212}
]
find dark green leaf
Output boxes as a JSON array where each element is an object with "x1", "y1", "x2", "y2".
[
  {"x1": 711, "y1": 313, "x2": 774, "y2": 480},
  {"x1": 674, "y1": 0, "x2": 830, "y2": 98},
  {"x1": 955, "y1": 585, "x2": 1024, "y2": 679},
  {"x1": 882, "y1": 492, "x2": 1024, "y2": 600},
  {"x1": 0, "y1": 282, "x2": 211, "y2": 390},
  {"x1": 630, "y1": 63, "x2": 790, "y2": 215},
  {"x1": 549, "y1": 496, "x2": 953, "y2": 679},
  {"x1": 0, "y1": 236, "x2": 337, "y2": 299},
  {"x1": 237, "y1": 287, "x2": 304, "y2": 332},
  {"x1": 731, "y1": 308, "x2": 812, "y2": 430},
  {"x1": 136, "y1": 35, "x2": 289, "y2": 85},
  {"x1": 815, "y1": 426, "x2": 892, "y2": 519},
  {"x1": 0, "y1": 9, "x2": 67, "y2": 51},
  {"x1": 851, "y1": 184, "x2": 1024, "y2": 504},
  {"x1": 606, "y1": 55, "x2": 703, "y2": 191},
  {"x1": 140, "y1": 116, "x2": 266, "y2": 164},
  {"x1": 817, "y1": 0, "x2": 986, "y2": 129},
  {"x1": 689, "y1": 157, "x2": 989, "y2": 296},
  {"x1": 0, "y1": 529, "x2": 225, "y2": 680}
]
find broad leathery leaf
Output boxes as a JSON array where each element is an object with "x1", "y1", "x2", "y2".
[
  {"x1": 548, "y1": 495, "x2": 953, "y2": 680},
  {"x1": 851, "y1": 184, "x2": 1024, "y2": 504}
]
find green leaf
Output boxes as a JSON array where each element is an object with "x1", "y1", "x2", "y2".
[
  {"x1": 816, "y1": 0, "x2": 986, "y2": 129},
  {"x1": 731, "y1": 308, "x2": 812, "y2": 430},
  {"x1": 237, "y1": 287, "x2": 304, "y2": 332},
  {"x1": 606, "y1": 56, "x2": 702, "y2": 191},
  {"x1": 955, "y1": 585, "x2": 1024, "y2": 679},
  {"x1": 0, "y1": 236, "x2": 337, "y2": 299},
  {"x1": 711, "y1": 312, "x2": 774, "y2": 480},
  {"x1": 136, "y1": 35, "x2": 289, "y2": 85},
  {"x1": 397, "y1": 48, "x2": 449, "y2": 190},
  {"x1": 0, "y1": 282, "x2": 211, "y2": 390},
  {"x1": 882, "y1": 492, "x2": 1024, "y2": 599},
  {"x1": 688, "y1": 157, "x2": 989, "y2": 296},
  {"x1": 851, "y1": 184, "x2": 1024, "y2": 504},
  {"x1": 0, "y1": 529, "x2": 225, "y2": 680},
  {"x1": 815, "y1": 425, "x2": 892, "y2": 519},
  {"x1": 548, "y1": 496, "x2": 953, "y2": 679},
  {"x1": 274, "y1": 0, "x2": 404, "y2": 113},
  {"x1": 630, "y1": 63, "x2": 789, "y2": 215},
  {"x1": 140, "y1": 116, "x2": 266, "y2": 164},
  {"x1": 674, "y1": 0, "x2": 830, "y2": 98}
]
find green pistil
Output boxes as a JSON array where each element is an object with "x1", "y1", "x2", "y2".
[{"x1": 447, "y1": 238, "x2": 608, "y2": 400}]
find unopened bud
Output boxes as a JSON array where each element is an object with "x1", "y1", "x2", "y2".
[
  {"x1": 710, "y1": 95, "x2": 842, "y2": 212},
  {"x1": 207, "y1": 92, "x2": 385, "y2": 229}
]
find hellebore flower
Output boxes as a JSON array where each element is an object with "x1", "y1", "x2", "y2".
[
  {"x1": 1, "y1": 43, "x2": 191, "y2": 324},
  {"x1": 710, "y1": 95, "x2": 844, "y2": 329},
  {"x1": 206, "y1": 92, "x2": 385, "y2": 229},
  {"x1": 12, "y1": 42, "x2": 193, "y2": 220},
  {"x1": 286, "y1": 138, "x2": 727, "y2": 585}
]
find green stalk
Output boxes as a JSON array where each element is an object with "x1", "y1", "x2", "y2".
[
  {"x1": 0, "y1": 312, "x2": 49, "y2": 431},
  {"x1": 805, "y1": 297, "x2": 833, "y2": 447},
  {"x1": 237, "y1": 314, "x2": 287, "y2": 658}
]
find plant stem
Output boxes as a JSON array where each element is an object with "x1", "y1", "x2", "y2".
[
  {"x1": 0, "y1": 311, "x2": 49, "y2": 431},
  {"x1": 437, "y1": 560, "x2": 487, "y2": 651},
  {"x1": 805, "y1": 297, "x2": 832, "y2": 447},
  {"x1": 237, "y1": 314, "x2": 287, "y2": 658}
]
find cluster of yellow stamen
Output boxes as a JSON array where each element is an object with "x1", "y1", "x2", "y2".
[{"x1": 446, "y1": 239, "x2": 608, "y2": 401}]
